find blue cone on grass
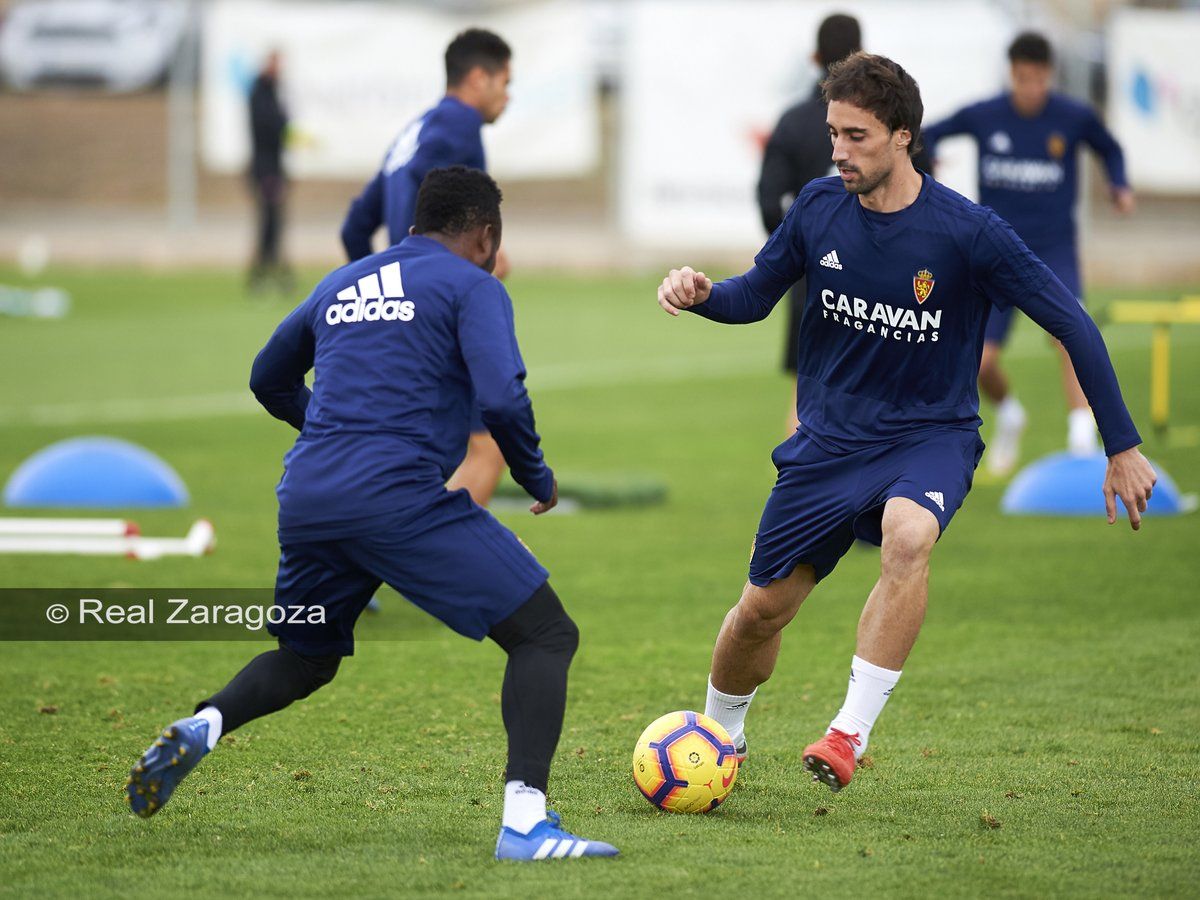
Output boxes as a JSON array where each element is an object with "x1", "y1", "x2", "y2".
[
  {"x1": 1001, "y1": 451, "x2": 1191, "y2": 516},
  {"x1": 4, "y1": 436, "x2": 189, "y2": 508}
]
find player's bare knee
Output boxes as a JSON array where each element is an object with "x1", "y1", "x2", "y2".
[
  {"x1": 733, "y1": 582, "x2": 804, "y2": 641},
  {"x1": 881, "y1": 520, "x2": 937, "y2": 578}
]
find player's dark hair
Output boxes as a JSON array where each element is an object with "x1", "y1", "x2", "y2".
[
  {"x1": 445, "y1": 28, "x2": 511, "y2": 87},
  {"x1": 815, "y1": 13, "x2": 862, "y2": 71},
  {"x1": 412, "y1": 166, "x2": 502, "y2": 238},
  {"x1": 822, "y1": 51, "x2": 924, "y2": 156},
  {"x1": 1008, "y1": 31, "x2": 1053, "y2": 66}
]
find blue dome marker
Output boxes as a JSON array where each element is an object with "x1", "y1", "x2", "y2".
[
  {"x1": 1001, "y1": 451, "x2": 1191, "y2": 517},
  {"x1": 4, "y1": 437, "x2": 189, "y2": 508}
]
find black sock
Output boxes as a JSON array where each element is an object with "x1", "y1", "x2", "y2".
[
  {"x1": 198, "y1": 641, "x2": 342, "y2": 734},
  {"x1": 487, "y1": 582, "x2": 579, "y2": 794}
]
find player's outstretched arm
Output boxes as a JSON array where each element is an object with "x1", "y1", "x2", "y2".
[
  {"x1": 340, "y1": 172, "x2": 383, "y2": 262},
  {"x1": 657, "y1": 263, "x2": 793, "y2": 324},
  {"x1": 249, "y1": 303, "x2": 314, "y2": 431},
  {"x1": 457, "y1": 279, "x2": 556, "y2": 512},
  {"x1": 657, "y1": 267, "x2": 712, "y2": 316},
  {"x1": 1103, "y1": 448, "x2": 1156, "y2": 531}
]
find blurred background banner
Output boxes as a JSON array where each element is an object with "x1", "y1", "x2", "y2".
[
  {"x1": 618, "y1": 0, "x2": 1011, "y2": 247},
  {"x1": 201, "y1": 0, "x2": 600, "y2": 180},
  {"x1": 1109, "y1": 7, "x2": 1200, "y2": 194}
]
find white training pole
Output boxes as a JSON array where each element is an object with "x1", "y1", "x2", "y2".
[
  {"x1": 0, "y1": 519, "x2": 214, "y2": 559},
  {"x1": 0, "y1": 517, "x2": 140, "y2": 537}
]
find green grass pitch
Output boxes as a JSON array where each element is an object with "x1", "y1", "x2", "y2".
[{"x1": 0, "y1": 266, "x2": 1198, "y2": 897}]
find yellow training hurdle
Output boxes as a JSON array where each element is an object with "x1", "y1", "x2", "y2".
[{"x1": 1106, "y1": 295, "x2": 1200, "y2": 436}]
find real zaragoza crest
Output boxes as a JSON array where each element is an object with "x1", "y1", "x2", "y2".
[{"x1": 913, "y1": 268, "x2": 935, "y2": 304}]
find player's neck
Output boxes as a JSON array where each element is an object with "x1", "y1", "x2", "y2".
[
  {"x1": 445, "y1": 87, "x2": 484, "y2": 117},
  {"x1": 855, "y1": 161, "x2": 923, "y2": 214}
]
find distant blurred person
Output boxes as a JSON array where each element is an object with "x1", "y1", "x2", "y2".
[
  {"x1": 759, "y1": 15, "x2": 861, "y2": 435},
  {"x1": 248, "y1": 50, "x2": 292, "y2": 294},
  {"x1": 923, "y1": 31, "x2": 1134, "y2": 475},
  {"x1": 341, "y1": 28, "x2": 512, "y2": 507}
]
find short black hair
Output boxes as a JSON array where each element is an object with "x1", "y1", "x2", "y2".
[
  {"x1": 816, "y1": 13, "x2": 862, "y2": 70},
  {"x1": 823, "y1": 51, "x2": 924, "y2": 156},
  {"x1": 445, "y1": 28, "x2": 511, "y2": 87},
  {"x1": 413, "y1": 166, "x2": 502, "y2": 238},
  {"x1": 1008, "y1": 31, "x2": 1053, "y2": 66}
]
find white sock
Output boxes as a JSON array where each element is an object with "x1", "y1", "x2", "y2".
[
  {"x1": 1068, "y1": 408, "x2": 1098, "y2": 455},
  {"x1": 502, "y1": 781, "x2": 546, "y2": 834},
  {"x1": 193, "y1": 706, "x2": 223, "y2": 751},
  {"x1": 705, "y1": 677, "x2": 756, "y2": 747},
  {"x1": 996, "y1": 395, "x2": 1026, "y2": 428},
  {"x1": 827, "y1": 655, "x2": 901, "y2": 759}
]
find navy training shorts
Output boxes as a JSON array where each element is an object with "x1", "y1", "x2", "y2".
[
  {"x1": 984, "y1": 241, "x2": 1082, "y2": 345},
  {"x1": 749, "y1": 427, "x2": 985, "y2": 585},
  {"x1": 268, "y1": 488, "x2": 549, "y2": 656}
]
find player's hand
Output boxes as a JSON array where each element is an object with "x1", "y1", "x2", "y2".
[
  {"x1": 1112, "y1": 188, "x2": 1136, "y2": 216},
  {"x1": 658, "y1": 267, "x2": 712, "y2": 317},
  {"x1": 1103, "y1": 447, "x2": 1156, "y2": 530},
  {"x1": 530, "y1": 479, "x2": 558, "y2": 515}
]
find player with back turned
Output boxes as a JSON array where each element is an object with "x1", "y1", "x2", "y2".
[
  {"x1": 124, "y1": 167, "x2": 618, "y2": 861},
  {"x1": 341, "y1": 28, "x2": 513, "y2": 507},
  {"x1": 923, "y1": 32, "x2": 1135, "y2": 475},
  {"x1": 658, "y1": 52, "x2": 1155, "y2": 793}
]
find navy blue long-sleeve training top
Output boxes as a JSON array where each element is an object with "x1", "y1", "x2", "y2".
[
  {"x1": 690, "y1": 175, "x2": 1140, "y2": 457},
  {"x1": 250, "y1": 235, "x2": 552, "y2": 541},
  {"x1": 340, "y1": 97, "x2": 486, "y2": 261},
  {"x1": 922, "y1": 92, "x2": 1127, "y2": 250}
]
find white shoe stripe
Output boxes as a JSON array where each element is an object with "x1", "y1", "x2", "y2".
[
  {"x1": 570, "y1": 841, "x2": 588, "y2": 857},
  {"x1": 532, "y1": 838, "x2": 557, "y2": 860},
  {"x1": 552, "y1": 840, "x2": 573, "y2": 858}
]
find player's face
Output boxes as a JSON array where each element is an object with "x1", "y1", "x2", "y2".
[
  {"x1": 1010, "y1": 62, "x2": 1052, "y2": 115},
  {"x1": 478, "y1": 63, "x2": 511, "y2": 123},
  {"x1": 827, "y1": 100, "x2": 907, "y2": 196}
]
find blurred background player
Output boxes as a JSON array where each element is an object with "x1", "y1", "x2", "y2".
[
  {"x1": 757, "y1": 13, "x2": 862, "y2": 436},
  {"x1": 125, "y1": 167, "x2": 618, "y2": 861},
  {"x1": 923, "y1": 31, "x2": 1135, "y2": 475},
  {"x1": 341, "y1": 28, "x2": 513, "y2": 507},
  {"x1": 247, "y1": 49, "x2": 292, "y2": 294}
]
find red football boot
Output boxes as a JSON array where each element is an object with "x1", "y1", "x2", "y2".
[{"x1": 802, "y1": 729, "x2": 861, "y2": 793}]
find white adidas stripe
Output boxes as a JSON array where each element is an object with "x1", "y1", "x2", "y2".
[
  {"x1": 532, "y1": 838, "x2": 557, "y2": 860},
  {"x1": 570, "y1": 841, "x2": 588, "y2": 857},
  {"x1": 552, "y1": 840, "x2": 573, "y2": 858}
]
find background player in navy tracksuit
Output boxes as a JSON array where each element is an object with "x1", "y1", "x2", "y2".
[
  {"x1": 341, "y1": 28, "x2": 512, "y2": 508},
  {"x1": 659, "y1": 53, "x2": 1155, "y2": 794},
  {"x1": 923, "y1": 32, "x2": 1135, "y2": 474},
  {"x1": 125, "y1": 168, "x2": 618, "y2": 861}
]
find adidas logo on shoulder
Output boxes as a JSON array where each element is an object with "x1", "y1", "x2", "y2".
[
  {"x1": 326, "y1": 261, "x2": 415, "y2": 326},
  {"x1": 819, "y1": 249, "x2": 843, "y2": 270},
  {"x1": 924, "y1": 490, "x2": 945, "y2": 512}
]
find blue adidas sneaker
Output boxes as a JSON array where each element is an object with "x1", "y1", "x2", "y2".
[
  {"x1": 495, "y1": 811, "x2": 619, "y2": 861},
  {"x1": 125, "y1": 717, "x2": 210, "y2": 818}
]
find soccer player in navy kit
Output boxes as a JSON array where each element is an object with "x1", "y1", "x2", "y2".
[
  {"x1": 658, "y1": 53, "x2": 1155, "y2": 793},
  {"x1": 923, "y1": 32, "x2": 1135, "y2": 474},
  {"x1": 125, "y1": 168, "x2": 618, "y2": 861},
  {"x1": 342, "y1": 28, "x2": 513, "y2": 507}
]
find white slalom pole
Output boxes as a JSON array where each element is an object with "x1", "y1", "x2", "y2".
[
  {"x1": 0, "y1": 519, "x2": 214, "y2": 559},
  {"x1": 0, "y1": 517, "x2": 140, "y2": 537}
]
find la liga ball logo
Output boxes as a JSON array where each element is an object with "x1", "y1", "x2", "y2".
[{"x1": 913, "y1": 268, "x2": 935, "y2": 304}]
